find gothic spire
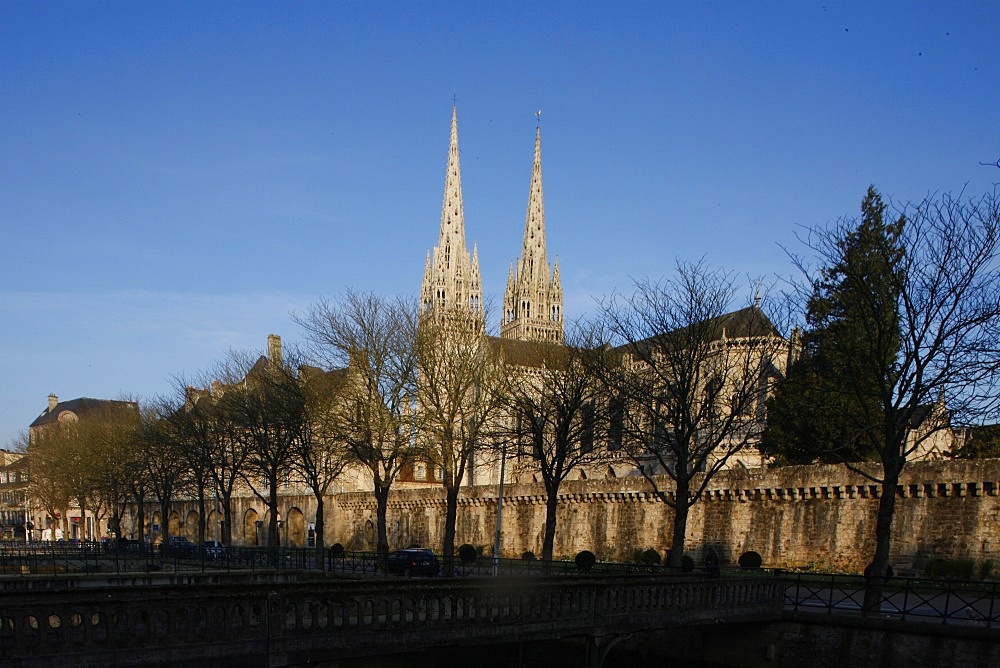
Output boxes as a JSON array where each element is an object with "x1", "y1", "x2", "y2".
[
  {"x1": 420, "y1": 106, "x2": 483, "y2": 330},
  {"x1": 501, "y1": 119, "x2": 563, "y2": 343},
  {"x1": 438, "y1": 106, "x2": 467, "y2": 255}
]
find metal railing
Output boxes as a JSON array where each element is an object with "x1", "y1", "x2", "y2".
[
  {"x1": 0, "y1": 541, "x2": 327, "y2": 577},
  {"x1": 0, "y1": 540, "x2": 746, "y2": 579},
  {"x1": 782, "y1": 570, "x2": 999, "y2": 629}
]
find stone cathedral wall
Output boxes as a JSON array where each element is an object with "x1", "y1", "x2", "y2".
[{"x1": 327, "y1": 459, "x2": 1000, "y2": 573}]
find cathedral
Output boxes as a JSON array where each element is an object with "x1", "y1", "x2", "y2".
[
  {"x1": 414, "y1": 106, "x2": 787, "y2": 479},
  {"x1": 420, "y1": 107, "x2": 564, "y2": 343}
]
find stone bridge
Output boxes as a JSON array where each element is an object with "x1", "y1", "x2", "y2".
[{"x1": 0, "y1": 573, "x2": 784, "y2": 666}]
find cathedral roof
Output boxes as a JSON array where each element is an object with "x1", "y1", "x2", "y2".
[
  {"x1": 618, "y1": 305, "x2": 782, "y2": 357},
  {"x1": 489, "y1": 335, "x2": 571, "y2": 370},
  {"x1": 299, "y1": 364, "x2": 350, "y2": 391},
  {"x1": 708, "y1": 305, "x2": 782, "y2": 339}
]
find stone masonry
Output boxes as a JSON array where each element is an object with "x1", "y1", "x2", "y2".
[{"x1": 325, "y1": 459, "x2": 1000, "y2": 572}]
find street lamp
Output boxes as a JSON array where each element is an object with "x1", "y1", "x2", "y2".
[{"x1": 492, "y1": 439, "x2": 508, "y2": 576}]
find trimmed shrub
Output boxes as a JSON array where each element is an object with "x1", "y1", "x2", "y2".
[
  {"x1": 329, "y1": 543, "x2": 344, "y2": 558},
  {"x1": 458, "y1": 543, "x2": 478, "y2": 563},
  {"x1": 952, "y1": 558, "x2": 977, "y2": 580},
  {"x1": 925, "y1": 557, "x2": 978, "y2": 580},
  {"x1": 924, "y1": 559, "x2": 947, "y2": 579},
  {"x1": 682, "y1": 555, "x2": 695, "y2": 572},
  {"x1": 738, "y1": 551, "x2": 763, "y2": 570},
  {"x1": 575, "y1": 550, "x2": 597, "y2": 572},
  {"x1": 521, "y1": 551, "x2": 536, "y2": 561},
  {"x1": 640, "y1": 548, "x2": 661, "y2": 565}
]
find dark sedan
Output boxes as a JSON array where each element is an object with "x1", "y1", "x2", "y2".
[{"x1": 386, "y1": 548, "x2": 440, "y2": 576}]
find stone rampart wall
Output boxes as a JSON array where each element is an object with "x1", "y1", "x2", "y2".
[{"x1": 328, "y1": 459, "x2": 1000, "y2": 572}]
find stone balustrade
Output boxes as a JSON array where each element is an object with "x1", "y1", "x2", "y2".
[{"x1": 0, "y1": 574, "x2": 783, "y2": 666}]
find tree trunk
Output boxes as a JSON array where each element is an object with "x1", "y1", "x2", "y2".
[
  {"x1": 220, "y1": 493, "x2": 233, "y2": 546},
  {"x1": 442, "y1": 484, "x2": 460, "y2": 575},
  {"x1": 668, "y1": 479, "x2": 690, "y2": 569},
  {"x1": 159, "y1": 498, "x2": 171, "y2": 546},
  {"x1": 542, "y1": 488, "x2": 560, "y2": 562},
  {"x1": 443, "y1": 484, "x2": 460, "y2": 558},
  {"x1": 313, "y1": 494, "x2": 325, "y2": 570},
  {"x1": 268, "y1": 476, "x2": 280, "y2": 547},
  {"x1": 864, "y1": 466, "x2": 900, "y2": 614},
  {"x1": 78, "y1": 496, "x2": 87, "y2": 540},
  {"x1": 196, "y1": 482, "x2": 206, "y2": 545},
  {"x1": 133, "y1": 491, "x2": 146, "y2": 551},
  {"x1": 374, "y1": 486, "x2": 390, "y2": 570}
]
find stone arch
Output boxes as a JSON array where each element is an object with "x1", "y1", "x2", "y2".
[
  {"x1": 150, "y1": 512, "x2": 163, "y2": 546},
  {"x1": 185, "y1": 510, "x2": 200, "y2": 541},
  {"x1": 168, "y1": 511, "x2": 181, "y2": 538},
  {"x1": 244, "y1": 508, "x2": 260, "y2": 547},
  {"x1": 207, "y1": 509, "x2": 221, "y2": 543},
  {"x1": 285, "y1": 507, "x2": 306, "y2": 547},
  {"x1": 263, "y1": 510, "x2": 276, "y2": 547}
]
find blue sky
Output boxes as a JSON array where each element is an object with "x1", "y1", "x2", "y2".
[{"x1": 2, "y1": 1, "x2": 998, "y2": 447}]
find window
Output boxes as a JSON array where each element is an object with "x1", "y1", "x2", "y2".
[
  {"x1": 414, "y1": 463, "x2": 427, "y2": 481},
  {"x1": 581, "y1": 402, "x2": 595, "y2": 454},
  {"x1": 608, "y1": 396, "x2": 624, "y2": 450}
]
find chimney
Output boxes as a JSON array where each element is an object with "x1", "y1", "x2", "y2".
[
  {"x1": 47, "y1": 394, "x2": 58, "y2": 413},
  {"x1": 268, "y1": 334, "x2": 282, "y2": 366}
]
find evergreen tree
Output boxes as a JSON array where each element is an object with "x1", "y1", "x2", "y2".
[
  {"x1": 768, "y1": 186, "x2": 1000, "y2": 611},
  {"x1": 763, "y1": 187, "x2": 902, "y2": 464},
  {"x1": 949, "y1": 424, "x2": 1000, "y2": 459}
]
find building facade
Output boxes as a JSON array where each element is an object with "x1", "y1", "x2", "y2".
[{"x1": 27, "y1": 394, "x2": 139, "y2": 541}]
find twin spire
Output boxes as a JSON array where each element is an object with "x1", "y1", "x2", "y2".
[
  {"x1": 501, "y1": 124, "x2": 564, "y2": 343},
  {"x1": 420, "y1": 107, "x2": 563, "y2": 343},
  {"x1": 420, "y1": 107, "x2": 484, "y2": 332}
]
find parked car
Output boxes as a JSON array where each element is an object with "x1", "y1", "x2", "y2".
[
  {"x1": 386, "y1": 548, "x2": 440, "y2": 577},
  {"x1": 201, "y1": 540, "x2": 225, "y2": 559},
  {"x1": 162, "y1": 536, "x2": 197, "y2": 557}
]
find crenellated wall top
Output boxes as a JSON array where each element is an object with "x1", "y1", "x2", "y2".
[{"x1": 333, "y1": 459, "x2": 1000, "y2": 510}]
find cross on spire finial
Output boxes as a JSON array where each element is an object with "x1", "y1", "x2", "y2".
[{"x1": 536, "y1": 109, "x2": 542, "y2": 127}]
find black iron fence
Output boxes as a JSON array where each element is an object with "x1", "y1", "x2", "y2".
[
  {"x1": 0, "y1": 541, "x2": 739, "y2": 579},
  {"x1": 782, "y1": 570, "x2": 999, "y2": 629},
  {"x1": 0, "y1": 541, "x2": 327, "y2": 576}
]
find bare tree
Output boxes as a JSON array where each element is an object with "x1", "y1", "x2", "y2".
[
  {"x1": 140, "y1": 400, "x2": 191, "y2": 547},
  {"x1": 789, "y1": 189, "x2": 1000, "y2": 600},
  {"x1": 296, "y1": 291, "x2": 419, "y2": 560},
  {"x1": 25, "y1": 428, "x2": 72, "y2": 539},
  {"x1": 415, "y1": 308, "x2": 509, "y2": 564},
  {"x1": 296, "y1": 365, "x2": 351, "y2": 566},
  {"x1": 167, "y1": 376, "x2": 251, "y2": 547},
  {"x1": 221, "y1": 345, "x2": 306, "y2": 547},
  {"x1": 600, "y1": 260, "x2": 787, "y2": 568},
  {"x1": 86, "y1": 402, "x2": 142, "y2": 542},
  {"x1": 498, "y1": 321, "x2": 612, "y2": 561},
  {"x1": 161, "y1": 391, "x2": 215, "y2": 546}
]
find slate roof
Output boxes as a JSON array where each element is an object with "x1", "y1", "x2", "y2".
[
  {"x1": 29, "y1": 398, "x2": 138, "y2": 429},
  {"x1": 488, "y1": 336, "x2": 572, "y2": 370},
  {"x1": 616, "y1": 305, "x2": 781, "y2": 356}
]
